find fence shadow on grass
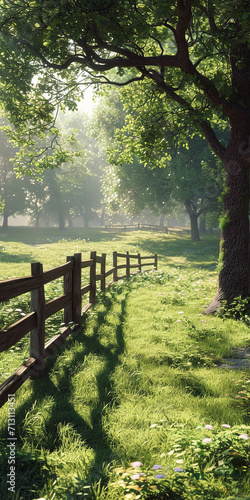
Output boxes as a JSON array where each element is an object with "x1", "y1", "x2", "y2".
[{"x1": 1, "y1": 283, "x2": 130, "y2": 498}]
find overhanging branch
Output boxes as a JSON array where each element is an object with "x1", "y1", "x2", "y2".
[{"x1": 200, "y1": 121, "x2": 226, "y2": 161}]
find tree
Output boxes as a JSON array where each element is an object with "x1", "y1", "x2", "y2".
[
  {"x1": 21, "y1": 110, "x2": 103, "y2": 228},
  {"x1": 93, "y1": 89, "x2": 224, "y2": 241},
  {"x1": 0, "y1": 0, "x2": 250, "y2": 310},
  {"x1": 0, "y1": 119, "x2": 26, "y2": 228}
]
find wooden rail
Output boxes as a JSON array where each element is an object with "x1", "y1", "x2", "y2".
[
  {"x1": 0, "y1": 250, "x2": 157, "y2": 407},
  {"x1": 104, "y1": 224, "x2": 168, "y2": 233}
]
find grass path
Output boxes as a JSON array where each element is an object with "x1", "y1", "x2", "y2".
[{"x1": 0, "y1": 228, "x2": 249, "y2": 499}]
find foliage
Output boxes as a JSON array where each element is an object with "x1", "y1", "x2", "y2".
[
  {"x1": 0, "y1": 109, "x2": 105, "y2": 228},
  {"x1": 0, "y1": 0, "x2": 249, "y2": 165},
  {"x1": 92, "y1": 88, "x2": 225, "y2": 233},
  {"x1": 218, "y1": 297, "x2": 250, "y2": 325},
  {"x1": 111, "y1": 424, "x2": 250, "y2": 499},
  {"x1": 234, "y1": 378, "x2": 250, "y2": 420}
]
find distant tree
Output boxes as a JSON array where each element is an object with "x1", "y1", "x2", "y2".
[
  {"x1": 22, "y1": 175, "x2": 50, "y2": 227},
  {"x1": 0, "y1": 120, "x2": 25, "y2": 228},
  {"x1": 21, "y1": 111, "x2": 104, "y2": 228},
  {"x1": 56, "y1": 111, "x2": 104, "y2": 227}
]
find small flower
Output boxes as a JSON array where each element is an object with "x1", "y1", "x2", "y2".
[
  {"x1": 131, "y1": 474, "x2": 140, "y2": 480},
  {"x1": 205, "y1": 425, "x2": 214, "y2": 430},
  {"x1": 202, "y1": 438, "x2": 212, "y2": 444},
  {"x1": 239, "y1": 433, "x2": 249, "y2": 440},
  {"x1": 222, "y1": 424, "x2": 231, "y2": 429},
  {"x1": 152, "y1": 465, "x2": 162, "y2": 470},
  {"x1": 131, "y1": 461, "x2": 143, "y2": 468},
  {"x1": 155, "y1": 474, "x2": 166, "y2": 479},
  {"x1": 174, "y1": 467, "x2": 184, "y2": 473}
]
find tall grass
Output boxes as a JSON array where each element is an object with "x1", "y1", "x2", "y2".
[{"x1": 0, "y1": 228, "x2": 249, "y2": 499}]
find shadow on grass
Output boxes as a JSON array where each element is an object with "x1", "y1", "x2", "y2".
[
  {"x1": 0, "y1": 226, "x2": 125, "y2": 246},
  {"x1": 137, "y1": 232, "x2": 220, "y2": 270},
  {"x1": 0, "y1": 284, "x2": 130, "y2": 499},
  {"x1": 0, "y1": 251, "x2": 33, "y2": 264}
]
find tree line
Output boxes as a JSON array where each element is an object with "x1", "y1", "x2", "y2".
[{"x1": 0, "y1": 94, "x2": 224, "y2": 236}]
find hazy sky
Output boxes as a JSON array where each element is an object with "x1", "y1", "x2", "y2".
[{"x1": 78, "y1": 87, "x2": 95, "y2": 115}]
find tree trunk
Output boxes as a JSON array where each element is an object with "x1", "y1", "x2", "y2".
[
  {"x1": 35, "y1": 214, "x2": 40, "y2": 228},
  {"x1": 3, "y1": 204, "x2": 8, "y2": 229},
  {"x1": 68, "y1": 213, "x2": 73, "y2": 227},
  {"x1": 100, "y1": 204, "x2": 105, "y2": 226},
  {"x1": 199, "y1": 216, "x2": 206, "y2": 234},
  {"x1": 205, "y1": 117, "x2": 250, "y2": 313},
  {"x1": 190, "y1": 213, "x2": 200, "y2": 241},
  {"x1": 80, "y1": 206, "x2": 89, "y2": 228},
  {"x1": 2, "y1": 168, "x2": 8, "y2": 230},
  {"x1": 185, "y1": 201, "x2": 200, "y2": 241},
  {"x1": 58, "y1": 209, "x2": 65, "y2": 230},
  {"x1": 160, "y1": 214, "x2": 165, "y2": 226}
]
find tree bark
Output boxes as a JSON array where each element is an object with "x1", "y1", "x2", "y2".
[
  {"x1": 185, "y1": 201, "x2": 200, "y2": 241},
  {"x1": 190, "y1": 213, "x2": 200, "y2": 241},
  {"x1": 205, "y1": 117, "x2": 250, "y2": 313}
]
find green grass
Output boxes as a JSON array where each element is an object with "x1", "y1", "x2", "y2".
[{"x1": 0, "y1": 227, "x2": 249, "y2": 500}]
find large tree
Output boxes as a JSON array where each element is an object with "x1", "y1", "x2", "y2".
[{"x1": 0, "y1": 0, "x2": 250, "y2": 311}]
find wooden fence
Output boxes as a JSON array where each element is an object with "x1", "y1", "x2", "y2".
[
  {"x1": 104, "y1": 224, "x2": 168, "y2": 233},
  {"x1": 0, "y1": 250, "x2": 157, "y2": 408}
]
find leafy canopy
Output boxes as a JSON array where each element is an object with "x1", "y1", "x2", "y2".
[{"x1": 0, "y1": 0, "x2": 249, "y2": 165}]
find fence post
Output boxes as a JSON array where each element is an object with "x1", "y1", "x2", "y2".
[
  {"x1": 64, "y1": 256, "x2": 73, "y2": 325},
  {"x1": 126, "y1": 251, "x2": 130, "y2": 278},
  {"x1": 138, "y1": 253, "x2": 141, "y2": 273},
  {"x1": 113, "y1": 251, "x2": 118, "y2": 282},
  {"x1": 154, "y1": 253, "x2": 158, "y2": 270},
  {"x1": 30, "y1": 262, "x2": 45, "y2": 378},
  {"x1": 101, "y1": 253, "x2": 106, "y2": 292},
  {"x1": 90, "y1": 251, "x2": 97, "y2": 304},
  {"x1": 72, "y1": 253, "x2": 82, "y2": 327}
]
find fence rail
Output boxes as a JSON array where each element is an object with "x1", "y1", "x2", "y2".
[
  {"x1": 104, "y1": 224, "x2": 168, "y2": 233},
  {"x1": 0, "y1": 250, "x2": 157, "y2": 407}
]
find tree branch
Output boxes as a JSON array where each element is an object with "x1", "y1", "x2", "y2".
[
  {"x1": 84, "y1": 74, "x2": 145, "y2": 87},
  {"x1": 167, "y1": 1, "x2": 233, "y2": 117},
  {"x1": 200, "y1": 121, "x2": 226, "y2": 161}
]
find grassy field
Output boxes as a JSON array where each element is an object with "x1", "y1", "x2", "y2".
[{"x1": 0, "y1": 227, "x2": 249, "y2": 500}]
